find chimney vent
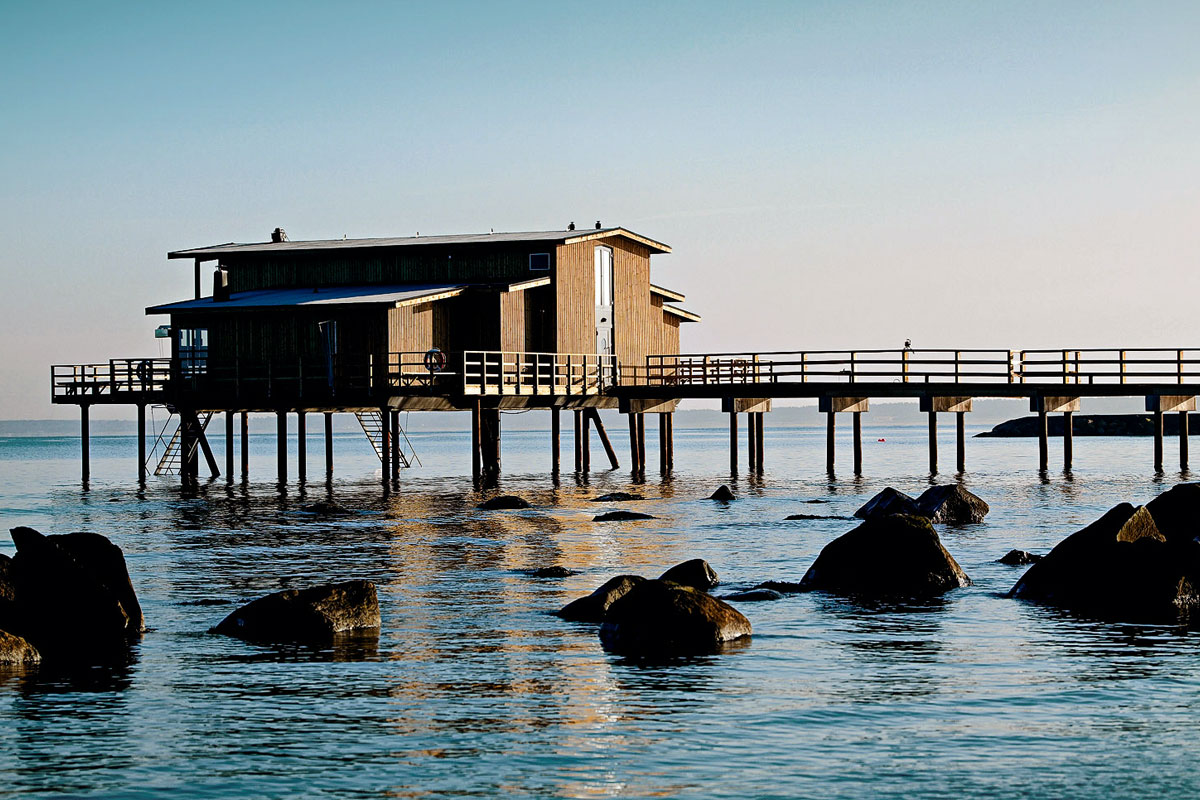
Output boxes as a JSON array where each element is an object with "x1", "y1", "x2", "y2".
[
  {"x1": 595, "y1": 220, "x2": 601, "y2": 229},
  {"x1": 271, "y1": 227, "x2": 288, "y2": 243},
  {"x1": 213, "y1": 268, "x2": 230, "y2": 302}
]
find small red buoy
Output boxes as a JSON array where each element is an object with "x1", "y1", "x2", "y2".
[{"x1": 877, "y1": 438, "x2": 886, "y2": 442}]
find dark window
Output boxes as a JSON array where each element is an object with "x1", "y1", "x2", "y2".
[{"x1": 529, "y1": 252, "x2": 550, "y2": 271}]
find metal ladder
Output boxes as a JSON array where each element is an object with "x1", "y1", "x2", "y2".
[
  {"x1": 354, "y1": 410, "x2": 420, "y2": 468},
  {"x1": 150, "y1": 408, "x2": 214, "y2": 476}
]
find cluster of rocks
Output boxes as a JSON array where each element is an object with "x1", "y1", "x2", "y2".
[
  {"x1": 980, "y1": 414, "x2": 1197, "y2": 438},
  {"x1": 556, "y1": 559, "x2": 751, "y2": 655},
  {"x1": 0, "y1": 527, "x2": 144, "y2": 666},
  {"x1": 854, "y1": 484, "x2": 990, "y2": 524},
  {"x1": 0, "y1": 525, "x2": 381, "y2": 668},
  {"x1": 1009, "y1": 483, "x2": 1200, "y2": 623}
]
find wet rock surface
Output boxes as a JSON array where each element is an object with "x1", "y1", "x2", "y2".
[
  {"x1": 785, "y1": 513, "x2": 855, "y2": 521},
  {"x1": 709, "y1": 485, "x2": 736, "y2": 502},
  {"x1": 854, "y1": 488, "x2": 919, "y2": 520},
  {"x1": 915, "y1": 485, "x2": 990, "y2": 524},
  {"x1": 213, "y1": 580, "x2": 381, "y2": 642},
  {"x1": 529, "y1": 566, "x2": 577, "y2": 578},
  {"x1": 599, "y1": 580, "x2": 752, "y2": 655},
  {"x1": 753, "y1": 580, "x2": 806, "y2": 594},
  {"x1": 591, "y1": 492, "x2": 644, "y2": 502},
  {"x1": 658, "y1": 559, "x2": 719, "y2": 591},
  {"x1": 799, "y1": 515, "x2": 971, "y2": 598},
  {"x1": 556, "y1": 575, "x2": 646, "y2": 622},
  {"x1": 0, "y1": 630, "x2": 40, "y2": 665},
  {"x1": 720, "y1": 588, "x2": 784, "y2": 602},
  {"x1": 477, "y1": 495, "x2": 532, "y2": 510},
  {"x1": 593, "y1": 510, "x2": 657, "y2": 521},
  {"x1": 300, "y1": 500, "x2": 354, "y2": 516}
]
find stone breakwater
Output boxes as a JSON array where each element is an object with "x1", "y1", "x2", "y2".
[{"x1": 979, "y1": 413, "x2": 1199, "y2": 437}]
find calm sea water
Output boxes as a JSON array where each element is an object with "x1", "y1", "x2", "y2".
[{"x1": 1, "y1": 420, "x2": 1198, "y2": 799}]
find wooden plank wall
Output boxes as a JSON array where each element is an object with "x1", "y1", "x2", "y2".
[
  {"x1": 226, "y1": 246, "x2": 541, "y2": 293},
  {"x1": 555, "y1": 238, "x2": 653, "y2": 367},
  {"x1": 647, "y1": 295, "x2": 681, "y2": 355},
  {"x1": 499, "y1": 290, "x2": 526, "y2": 352},
  {"x1": 553, "y1": 242, "x2": 594, "y2": 355}
]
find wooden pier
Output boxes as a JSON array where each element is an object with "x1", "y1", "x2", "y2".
[{"x1": 52, "y1": 345, "x2": 1200, "y2": 485}]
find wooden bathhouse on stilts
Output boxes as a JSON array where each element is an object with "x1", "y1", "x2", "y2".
[{"x1": 51, "y1": 225, "x2": 700, "y2": 485}]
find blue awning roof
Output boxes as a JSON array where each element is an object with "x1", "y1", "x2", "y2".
[{"x1": 146, "y1": 283, "x2": 467, "y2": 315}]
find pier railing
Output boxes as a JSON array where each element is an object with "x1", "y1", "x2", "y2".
[
  {"x1": 462, "y1": 351, "x2": 616, "y2": 396},
  {"x1": 51, "y1": 358, "x2": 173, "y2": 400},
  {"x1": 628, "y1": 348, "x2": 1200, "y2": 387}
]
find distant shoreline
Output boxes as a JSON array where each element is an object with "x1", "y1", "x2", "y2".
[{"x1": 978, "y1": 413, "x2": 1198, "y2": 438}]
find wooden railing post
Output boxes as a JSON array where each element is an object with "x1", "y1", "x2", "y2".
[
  {"x1": 1179, "y1": 349, "x2": 1185, "y2": 385},
  {"x1": 849, "y1": 351, "x2": 856, "y2": 383},
  {"x1": 1120, "y1": 350, "x2": 1127, "y2": 385},
  {"x1": 902, "y1": 349, "x2": 909, "y2": 383},
  {"x1": 1061, "y1": 350, "x2": 1069, "y2": 384},
  {"x1": 954, "y1": 351, "x2": 961, "y2": 383},
  {"x1": 801, "y1": 352, "x2": 807, "y2": 383}
]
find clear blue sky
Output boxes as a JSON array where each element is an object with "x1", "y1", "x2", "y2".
[{"x1": 2, "y1": 1, "x2": 1198, "y2": 418}]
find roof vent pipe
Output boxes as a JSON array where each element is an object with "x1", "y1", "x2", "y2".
[
  {"x1": 271, "y1": 227, "x2": 288, "y2": 243},
  {"x1": 213, "y1": 268, "x2": 230, "y2": 302}
]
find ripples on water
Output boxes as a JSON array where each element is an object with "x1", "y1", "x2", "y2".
[{"x1": 2, "y1": 426, "x2": 1199, "y2": 798}]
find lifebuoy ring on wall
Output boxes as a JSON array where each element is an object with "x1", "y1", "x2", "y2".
[{"x1": 423, "y1": 348, "x2": 447, "y2": 373}]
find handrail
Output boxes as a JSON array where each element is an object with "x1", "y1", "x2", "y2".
[
  {"x1": 51, "y1": 358, "x2": 172, "y2": 399},
  {"x1": 631, "y1": 348, "x2": 1200, "y2": 387},
  {"x1": 462, "y1": 350, "x2": 617, "y2": 396}
]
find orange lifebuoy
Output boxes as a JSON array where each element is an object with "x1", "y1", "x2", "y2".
[{"x1": 423, "y1": 348, "x2": 447, "y2": 372}]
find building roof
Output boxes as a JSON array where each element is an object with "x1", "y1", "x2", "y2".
[
  {"x1": 146, "y1": 283, "x2": 468, "y2": 315},
  {"x1": 663, "y1": 305, "x2": 702, "y2": 323},
  {"x1": 167, "y1": 227, "x2": 671, "y2": 260},
  {"x1": 650, "y1": 283, "x2": 686, "y2": 302}
]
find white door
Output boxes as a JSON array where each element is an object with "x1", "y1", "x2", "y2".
[{"x1": 594, "y1": 246, "x2": 613, "y2": 356}]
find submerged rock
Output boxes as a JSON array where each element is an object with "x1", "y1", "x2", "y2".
[
  {"x1": 8, "y1": 527, "x2": 144, "y2": 660},
  {"x1": 599, "y1": 580, "x2": 751, "y2": 655},
  {"x1": 915, "y1": 485, "x2": 990, "y2": 524},
  {"x1": 478, "y1": 495, "x2": 532, "y2": 510},
  {"x1": 1145, "y1": 483, "x2": 1200, "y2": 544},
  {"x1": 785, "y1": 513, "x2": 855, "y2": 521},
  {"x1": 998, "y1": 549, "x2": 1042, "y2": 566},
  {"x1": 529, "y1": 566, "x2": 577, "y2": 578},
  {"x1": 212, "y1": 580, "x2": 381, "y2": 642},
  {"x1": 720, "y1": 588, "x2": 784, "y2": 602},
  {"x1": 709, "y1": 485, "x2": 736, "y2": 502},
  {"x1": 300, "y1": 500, "x2": 353, "y2": 516},
  {"x1": 799, "y1": 515, "x2": 971, "y2": 597},
  {"x1": 753, "y1": 580, "x2": 806, "y2": 594},
  {"x1": 593, "y1": 510, "x2": 657, "y2": 521},
  {"x1": 556, "y1": 575, "x2": 646, "y2": 622},
  {"x1": 658, "y1": 559, "x2": 719, "y2": 591},
  {"x1": 591, "y1": 492, "x2": 644, "y2": 502},
  {"x1": 0, "y1": 630, "x2": 40, "y2": 665},
  {"x1": 1010, "y1": 502, "x2": 1200, "y2": 622},
  {"x1": 853, "y1": 488, "x2": 919, "y2": 520}
]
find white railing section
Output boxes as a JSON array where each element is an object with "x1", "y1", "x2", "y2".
[{"x1": 462, "y1": 351, "x2": 617, "y2": 396}]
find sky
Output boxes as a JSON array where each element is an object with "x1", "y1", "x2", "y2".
[{"x1": 2, "y1": 1, "x2": 1198, "y2": 419}]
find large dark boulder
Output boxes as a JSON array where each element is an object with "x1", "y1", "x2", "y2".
[
  {"x1": 854, "y1": 488, "x2": 919, "y2": 520},
  {"x1": 721, "y1": 588, "x2": 784, "y2": 602},
  {"x1": 8, "y1": 527, "x2": 144, "y2": 659},
  {"x1": 915, "y1": 485, "x2": 990, "y2": 524},
  {"x1": 0, "y1": 554, "x2": 16, "y2": 633},
  {"x1": 0, "y1": 630, "x2": 40, "y2": 665},
  {"x1": 1145, "y1": 483, "x2": 1200, "y2": 545},
  {"x1": 478, "y1": 495, "x2": 531, "y2": 510},
  {"x1": 599, "y1": 580, "x2": 752, "y2": 655},
  {"x1": 1010, "y1": 503, "x2": 1200, "y2": 621},
  {"x1": 212, "y1": 580, "x2": 381, "y2": 642},
  {"x1": 556, "y1": 575, "x2": 646, "y2": 622},
  {"x1": 799, "y1": 515, "x2": 971, "y2": 597},
  {"x1": 658, "y1": 559, "x2": 719, "y2": 591},
  {"x1": 529, "y1": 566, "x2": 576, "y2": 578},
  {"x1": 301, "y1": 500, "x2": 353, "y2": 516}
]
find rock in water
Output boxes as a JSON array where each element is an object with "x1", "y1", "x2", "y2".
[
  {"x1": 478, "y1": 495, "x2": 531, "y2": 510},
  {"x1": 915, "y1": 485, "x2": 990, "y2": 524},
  {"x1": 599, "y1": 580, "x2": 752, "y2": 655},
  {"x1": 556, "y1": 575, "x2": 646, "y2": 622},
  {"x1": 212, "y1": 581, "x2": 381, "y2": 642},
  {"x1": 658, "y1": 559, "x2": 719, "y2": 591},
  {"x1": 591, "y1": 492, "x2": 644, "y2": 502},
  {"x1": 529, "y1": 566, "x2": 576, "y2": 578},
  {"x1": 1145, "y1": 483, "x2": 1200, "y2": 544},
  {"x1": 593, "y1": 510, "x2": 657, "y2": 521},
  {"x1": 710, "y1": 485, "x2": 736, "y2": 502},
  {"x1": 1010, "y1": 503, "x2": 1200, "y2": 621},
  {"x1": 0, "y1": 554, "x2": 16, "y2": 632},
  {"x1": 799, "y1": 515, "x2": 971, "y2": 597},
  {"x1": 8, "y1": 527, "x2": 144, "y2": 659},
  {"x1": 753, "y1": 580, "x2": 805, "y2": 594},
  {"x1": 0, "y1": 630, "x2": 40, "y2": 665},
  {"x1": 854, "y1": 488, "x2": 919, "y2": 520},
  {"x1": 998, "y1": 549, "x2": 1042, "y2": 566}
]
